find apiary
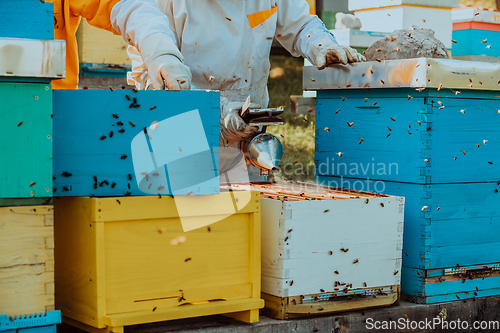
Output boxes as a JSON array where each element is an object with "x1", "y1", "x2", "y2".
[
  {"x1": 305, "y1": 58, "x2": 500, "y2": 303},
  {"x1": 230, "y1": 182, "x2": 404, "y2": 319},
  {"x1": 54, "y1": 191, "x2": 264, "y2": 332},
  {"x1": 452, "y1": 8, "x2": 500, "y2": 63},
  {"x1": 52, "y1": 90, "x2": 220, "y2": 197}
]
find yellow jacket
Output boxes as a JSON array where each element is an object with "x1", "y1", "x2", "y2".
[{"x1": 47, "y1": 0, "x2": 120, "y2": 89}]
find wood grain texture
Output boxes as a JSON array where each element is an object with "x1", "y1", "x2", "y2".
[
  {"x1": 260, "y1": 195, "x2": 404, "y2": 298},
  {"x1": 318, "y1": 176, "x2": 500, "y2": 271},
  {"x1": 315, "y1": 88, "x2": 500, "y2": 184},
  {"x1": 55, "y1": 191, "x2": 263, "y2": 330},
  {"x1": 0, "y1": 83, "x2": 52, "y2": 199},
  {"x1": 76, "y1": 20, "x2": 131, "y2": 66},
  {"x1": 0, "y1": 0, "x2": 53, "y2": 40},
  {"x1": 52, "y1": 89, "x2": 220, "y2": 196},
  {"x1": 0, "y1": 206, "x2": 55, "y2": 316}
]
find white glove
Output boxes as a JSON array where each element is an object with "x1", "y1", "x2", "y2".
[
  {"x1": 221, "y1": 99, "x2": 260, "y2": 143},
  {"x1": 139, "y1": 33, "x2": 192, "y2": 90},
  {"x1": 311, "y1": 37, "x2": 366, "y2": 69}
]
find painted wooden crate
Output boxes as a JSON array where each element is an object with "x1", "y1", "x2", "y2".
[
  {"x1": 242, "y1": 183, "x2": 404, "y2": 319},
  {"x1": 0, "y1": 311, "x2": 60, "y2": 333},
  {"x1": 0, "y1": 0, "x2": 53, "y2": 40},
  {"x1": 76, "y1": 19, "x2": 131, "y2": 67},
  {"x1": 452, "y1": 8, "x2": 500, "y2": 62},
  {"x1": 54, "y1": 191, "x2": 264, "y2": 333},
  {"x1": 52, "y1": 90, "x2": 220, "y2": 196},
  {"x1": 0, "y1": 83, "x2": 52, "y2": 204},
  {"x1": 0, "y1": 206, "x2": 55, "y2": 315}
]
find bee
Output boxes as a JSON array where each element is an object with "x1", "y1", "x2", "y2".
[
  {"x1": 126, "y1": 95, "x2": 131, "y2": 101},
  {"x1": 456, "y1": 295, "x2": 460, "y2": 299},
  {"x1": 424, "y1": 159, "x2": 429, "y2": 162},
  {"x1": 324, "y1": 127, "x2": 330, "y2": 132},
  {"x1": 439, "y1": 106, "x2": 445, "y2": 110},
  {"x1": 469, "y1": 78, "x2": 473, "y2": 83},
  {"x1": 482, "y1": 39, "x2": 487, "y2": 43},
  {"x1": 112, "y1": 114, "x2": 119, "y2": 119},
  {"x1": 329, "y1": 251, "x2": 333, "y2": 255},
  {"x1": 226, "y1": 16, "x2": 232, "y2": 21},
  {"x1": 152, "y1": 307, "x2": 157, "y2": 312},
  {"x1": 109, "y1": 131, "x2": 114, "y2": 138},
  {"x1": 353, "y1": 259, "x2": 359, "y2": 264},
  {"x1": 179, "y1": 147, "x2": 182, "y2": 151},
  {"x1": 454, "y1": 157, "x2": 457, "y2": 160},
  {"x1": 158, "y1": 193, "x2": 162, "y2": 198},
  {"x1": 380, "y1": 79, "x2": 385, "y2": 84},
  {"x1": 479, "y1": 81, "x2": 483, "y2": 84},
  {"x1": 310, "y1": 78, "x2": 315, "y2": 82},
  {"x1": 462, "y1": 150, "x2": 466, "y2": 155},
  {"x1": 127, "y1": 174, "x2": 132, "y2": 181},
  {"x1": 489, "y1": 162, "x2": 494, "y2": 165},
  {"x1": 337, "y1": 152, "x2": 343, "y2": 157},
  {"x1": 437, "y1": 101, "x2": 443, "y2": 106},
  {"x1": 303, "y1": 118, "x2": 308, "y2": 122},
  {"x1": 153, "y1": 172, "x2": 160, "y2": 177},
  {"x1": 335, "y1": 109, "x2": 340, "y2": 114},
  {"x1": 116, "y1": 200, "x2": 121, "y2": 205},
  {"x1": 125, "y1": 191, "x2": 131, "y2": 196},
  {"x1": 416, "y1": 120, "x2": 421, "y2": 125},
  {"x1": 284, "y1": 236, "x2": 289, "y2": 242},
  {"x1": 364, "y1": 98, "x2": 368, "y2": 102},
  {"x1": 111, "y1": 182, "x2": 116, "y2": 188},
  {"x1": 99, "y1": 181, "x2": 105, "y2": 187},
  {"x1": 422, "y1": 205, "x2": 428, "y2": 211},
  {"x1": 62, "y1": 171, "x2": 72, "y2": 177},
  {"x1": 17, "y1": 122, "x2": 23, "y2": 127},
  {"x1": 143, "y1": 127, "x2": 148, "y2": 134},
  {"x1": 117, "y1": 121, "x2": 124, "y2": 126},
  {"x1": 342, "y1": 97, "x2": 346, "y2": 101},
  {"x1": 324, "y1": 209, "x2": 330, "y2": 213},
  {"x1": 120, "y1": 154, "x2": 127, "y2": 159},
  {"x1": 340, "y1": 248, "x2": 349, "y2": 253},
  {"x1": 387, "y1": 133, "x2": 391, "y2": 138},
  {"x1": 422, "y1": 19, "x2": 426, "y2": 22},
  {"x1": 118, "y1": 129, "x2": 125, "y2": 133},
  {"x1": 158, "y1": 186, "x2": 165, "y2": 190},
  {"x1": 100, "y1": 135, "x2": 106, "y2": 140},
  {"x1": 437, "y1": 207, "x2": 441, "y2": 211},
  {"x1": 128, "y1": 183, "x2": 131, "y2": 189},
  {"x1": 132, "y1": 87, "x2": 138, "y2": 93},
  {"x1": 380, "y1": 203, "x2": 384, "y2": 207},
  {"x1": 408, "y1": 131, "x2": 412, "y2": 135},
  {"x1": 438, "y1": 84, "x2": 442, "y2": 91},
  {"x1": 334, "y1": 270, "x2": 339, "y2": 274},
  {"x1": 365, "y1": 199, "x2": 369, "y2": 204},
  {"x1": 320, "y1": 289, "x2": 325, "y2": 293},
  {"x1": 394, "y1": 270, "x2": 399, "y2": 275},
  {"x1": 184, "y1": 257, "x2": 192, "y2": 262},
  {"x1": 63, "y1": 186, "x2": 69, "y2": 191},
  {"x1": 347, "y1": 122, "x2": 354, "y2": 127},
  {"x1": 374, "y1": 101, "x2": 378, "y2": 106},
  {"x1": 109, "y1": 87, "x2": 114, "y2": 92},
  {"x1": 361, "y1": 72, "x2": 366, "y2": 77},
  {"x1": 375, "y1": 59, "x2": 381, "y2": 63},
  {"x1": 289, "y1": 280, "x2": 294, "y2": 286},
  {"x1": 455, "y1": 91, "x2": 460, "y2": 95},
  {"x1": 390, "y1": 117, "x2": 396, "y2": 121},
  {"x1": 150, "y1": 106, "x2": 156, "y2": 110},
  {"x1": 363, "y1": 282, "x2": 367, "y2": 287},
  {"x1": 94, "y1": 183, "x2": 98, "y2": 189},
  {"x1": 409, "y1": 124, "x2": 412, "y2": 129},
  {"x1": 288, "y1": 229, "x2": 293, "y2": 233},
  {"x1": 133, "y1": 104, "x2": 140, "y2": 108},
  {"x1": 359, "y1": 138, "x2": 364, "y2": 144},
  {"x1": 129, "y1": 121, "x2": 135, "y2": 127}
]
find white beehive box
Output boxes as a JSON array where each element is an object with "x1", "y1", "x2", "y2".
[
  {"x1": 235, "y1": 183, "x2": 405, "y2": 319},
  {"x1": 349, "y1": 0, "x2": 459, "y2": 49}
]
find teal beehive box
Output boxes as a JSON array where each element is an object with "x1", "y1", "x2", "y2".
[{"x1": 305, "y1": 58, "x2": 500, "y2": 304}]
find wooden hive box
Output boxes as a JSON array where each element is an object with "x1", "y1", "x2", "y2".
[
  {"x1": 0, "y1": 83, "x2": 53, "y2": 205},
  {"x1": 54, "y1": 191, "x2": 264, "y2": 333},
  {"x1": 76, "y1": 19, "x2": 131, "y2": 67},
  {"x1": 52, "y1": 90, "x2": 220, "y2": 197},
  {"x1": 0, "y1": 206, "x2": 55, "y2": 316},
  {"x1": 233, "y1": 183, "x2": 404, "y2": 319},
  {"x1": 305, "y1": 58, "x2": 500, "y2": 303},
  {"x1": 0, "y1": 311, "x2": 61, "y2": 333},
  {"x1": 452, "y1": 8, "x2": 500, "y2": 63},
  {"x1": 0, "y1": 0, "x2": 53, "y2": 40}
]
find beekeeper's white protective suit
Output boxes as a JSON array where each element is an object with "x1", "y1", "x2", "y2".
[{"x1": 110, "y1": 0, "x2": 363, "y2": 176}]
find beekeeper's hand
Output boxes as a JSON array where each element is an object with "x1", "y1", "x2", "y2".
[
  {"x1": 312, "y1": 36, "x2": 366, "y2": 69},
  {"x1": 140, "y1": 33, "x2": 192, "y2": 90},
  {"x1": 221, "y1": 99, "x2": 260, "y2": 143}
]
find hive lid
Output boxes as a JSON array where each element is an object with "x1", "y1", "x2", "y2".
[
  {"x1": 348, "y1": 0, "x2": 459, "y2": 11},
  {"x1": 303, "y1": 58, "x2": 500, "y2": 91}
]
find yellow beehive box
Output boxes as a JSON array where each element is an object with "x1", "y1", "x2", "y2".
[
  {"x1": 76, "y1": 19, "x2": 131, "y2": 65},
  {"x1": 0, "y1": 206, "x2": 55, "y2": 315},
  {"x1": 54, "y1": 191, "x2": 263, "y2": 333}
]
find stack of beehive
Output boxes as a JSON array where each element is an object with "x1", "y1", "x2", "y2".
[
  {"x1": 305, "y1": 58, "x2": 500, "y2": 304},
  {"x1": 51, "y1": 86, "x2": 265, "y2": 331},
  {"x1": 452, "y1": 8, "x2": 500, "y2": 63},
  {"x1": 0, "y1": 1, "x2": 64, "y2": 332}
]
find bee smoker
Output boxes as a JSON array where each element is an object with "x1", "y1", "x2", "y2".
[{"x1": 239, "y1": 108, "x2": 284, "y2": 176}]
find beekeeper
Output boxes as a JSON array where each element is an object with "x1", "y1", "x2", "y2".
[{"x1": 117, "y1": 0, "x2": 365, "y2": 144}]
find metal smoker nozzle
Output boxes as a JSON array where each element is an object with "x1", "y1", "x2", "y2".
[{"x1": 242, "y1": 133, "x2": 283, "y2": 172}]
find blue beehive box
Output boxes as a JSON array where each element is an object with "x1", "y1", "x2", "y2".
[
  {"x1": 305, "y1": 58, "x2": 500, "y2": 303},
  {"x1": 52, "y1": 89, "x2": 220, "y2": 196},
  {"x1": 0, "y1": 0, "x2": 53, "y2": 40}
]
